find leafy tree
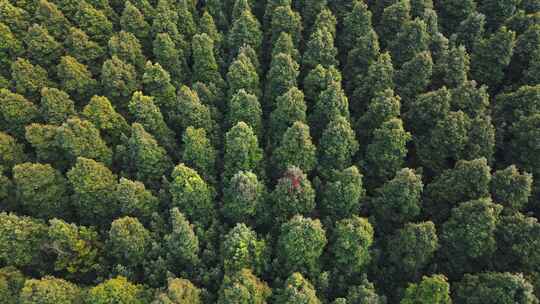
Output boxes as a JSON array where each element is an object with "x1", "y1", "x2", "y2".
[
  {"x1": 142, "y1": 61, "x2": 177, "y2": 113},
  {"x1": 181, "y1": 127, "x2": 217, "y2": 185},
  {"x1": 192, "y1": 33, "x2": 225, "y2": 89},
  {"x1": 364, "y1": 118, "x2": 411, "y2": 185},
  {"x1": 272, "y1": 122, "x2": 317, "y2": 175},
  {"x1": 55, "y1": 117, "x2": 113, "y2": 166},
  {"x1": 0, "y1": 23, "x2": 23, "y2": 78},
  {"x1": 370, "y1": 168, "x2": 423, "y2": 231},
  {"x1": 311, "y1": 81, "x2": 350, "y2": 138},
  {"x1": 10, "y1": 58, "x2": 53, "y2": 101},
  {"x1": 107, "y1": 216, "x2": 151, "y2": 269},
  {"x1": 345, "y1": 278, "x2": 386, "y2": 304},
  {"x1": 120, "y1": 123, "x2": 172, "y2": 189},
  {"x1": 471, "y1": 26, "x2": 516, "y2": 89},
  {"x1": 223, "y1": 122, "x2": 264, "y2": 183},
  {"x1": 115, "y1": 178, "x2": 158, "y2": 223},
  {"x1": 0, "y1": 266, "x2": 25, "y2": 304},
  {"x1": 87, "y1": 276, "x2": 146, "y2": 304},
  {"x1": 274, "y1": 272, "x2": 321, "y2": 304},
  {"x1": 64, "y1": 27, "x2": 105, "y2": 74},
  {"x1": 120, "y1": 1, "x2": 150, "y2": 48},
  {"x1": 164, "y1": 208, "x2": 200, "y2": 273},
  {"x1": 303, "y1": 27, "x2": 338, "y2": 73},
  {"x1": 67, "y1": 157, "x2": 118, "y2": 226},
  {"x1": 269, "y1": 4, "x2": 303, "y2": 49},
  {"x1": 101, "y1": 56, "x2": 140, "y2": 106},
  {"x1": 34, "y1": 0, "x2": 69, "y2": 40},
  {"x1": 222, "y1": 171, "x2": 266, "y2": 225},
  {"x1": 268, "y1": 86, "x2": 307, "y2": 146},
  {"x1": 82, "y1": 95, "x2": 130, "y2": 144},
  {"x1": 227, "y1": 52, "x2": 261, "y2": 99},
  {"x1": 169, "y1": 164, "x2": 215, "y2": 227},
  {"x1": 19, "y1": 276, "x2": 81, "y2": 304},
  {"x1": 318, "y1": 116, "x2": 359, "y2": 179},
  {"x1": 395, "y1": 51, "x2": 433, "y2": 104},
  {"x1": 56, "y1": 56, "x2": 97, "y2": 104},
  {"x1": 440, "y1": 198, "x2": 502, "y2": 276},
  {"x1": 320, "y1": 165, "x2": 365, "y2": 220},
  {"x1": 227, "y1": 90, "x2": 263, "y2": 139},
  {"x1": 13, "y1": 163, "x2": 68, "y2": 220},
  {"x1": 491, "y1": 165, "x2": 533, "y2": 212},
  {"x1": 424, "y1": 158, "x2": 491, "y2": 221},
  {"x1": 0, "y1": 1, "x2": 30, "y2": 38},
  {"x1": 24, "y1": 24, "x2": 62, "y2": 68},
  {"x1": 400, "y1": 274, "x2": 451, "y2": 304},
  {"x1": 39, "y1": 88, "x2": 75, "y2": 125},
  {"x1": 153, "y1": 278, "x2": 202, "y2": 304},
  {"x1": 217, "y1": 268, "x2": 271, "y2": 304},
  {"x1": 24, "y1": 123, "x2": 64, "y2": 166},
  {"x1": 47, "y1": 218, "x2": 101, "y2": 279},
  {"x1": 265, "y1": 53, "x2": 300, "y2": 110},
  {"x1": 508, "y1": 114, "x2": 540, "y2": 176},
  {"x1": 173, "y1": 85, "x2": 217, "y2": 144},
  {"x1": 454, "y1": 272, "x2": 538, "y2": 304},
  {"x1": 277, "y1": 215, "x2": 327, "y2": 276},
  {"x1": 387, "y1": 222, "x2": 439, "y2": 279},
  {"x1": 480, "y1": 0, "x2": 520, "y2": 30},
  {"x1": 222, "y1": 223, "x2": 267, "y2": 275},
  {"x1": 0, "y1": 212, "x2": 47, "y2": 268},
  {"x1": 152, "y1": 33, "x2": 188, "y2": 86},
  {"x1": 351, "y1": 52, "x2": 395, "y2": 115},
  {"x1": 108, "y1": 31, "x2": 146, "y2": 72},
  {"x1": 441, "y1": 44, "x2": 470, "y2": 88},
  {"x1": 128, "y1": 91, "x2": 177, "y2": 154},
  {"x1": 227, "y1": 9, "x2": 263, "y2": 59},
  {"x1": 0, "y1": 132, "x2": 27, "y2": 171},
  {"x1": 406, "y1": 87, "x2": 451, "y2": 134},
  {"x1": 271, "y1": 166, "x2": 316, "y2": 221},
  {"x1": 75, "y1": 2, "x2": 113, "y2": 44},
  {"x1": 332, "y1": 216, "x2": 374, "y2": 276}
]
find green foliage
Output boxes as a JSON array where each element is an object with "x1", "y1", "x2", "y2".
[
  {"x1": 108, "y1": 216, "x2": 151, "y2": 268},
  {"x1": 227, "y1": 9, "x2": 263, "y2": 59},
  {"x1": 222, "y1": 223, "x2": 267, "y2": 275},
  {"x1": 227, "y1": 90, "x2": 263, "y2": 139},
  {"x1": 455, "y1": 272, "x2": 538, "y2": 304},
  {"x1": 82, "y1": 95, "x2": 130, "y2": 143},
  {"x1": 303, "y1": 27, "x2": 338, "y2": 72},
  {"x1": 277, "y1": 215, "x2": 327, "y2": 276},
  {"x1": 192, "y1": 33, "x2": 224, "y2": 89},
  {"x1": 400, "y1": 274, "x2": 451, "y2": 304},
  {"x1": 24, "y1": 24, "x2": 62, "y2": 68},
  {"x1": 87, "y1": 276, "x2": 146, "y2": 304},
  {"x1": 223, "y1": 122, "x2": 264, "y2": 183},
  {"x1": 332, "y1": 216, "x2": 374, "y2": 276},
  {"x1": 115, "y1": 178, "x2": 158, "y2": 223},
  {"x1": 64, "y1": 27, "x2": 105, "y2": 73},
  {"x1": 67, "y1": 157, "x2": 117, "y2": 226},
  {"x1": 173, "y1": 85, "x2": 217, "y2": 143},
  {"x1": 227, "y1": 52, "x2": 261, "y2": 99},
  {"x1": 390, "y1": 18, "x2": 430, "y2": 67},
  {"x1": 272, "y1": 121, "x2": 317, "y2": 175},
  {"x1": 1, "y1": 88, "x2": 41, "y2": 139},
  {"x1": 108, "y1": 31, "x2": 146, "y2": 72},
  {"x1": 152, "y1": 33, "x2": 188, "y2": 86},
  {"x1": 218, "y1": 268, "x2": 271, "y2": 304},
  {"x1": 75, "y1": 2, "x2": 113, "y2": 44},
  {"x1": 395, "y1": 51, "x2": 433, "y2": 103},
  {"x1": 370, "y1": 168, "x2": 423, "y2": 230},
  {"x1": 0, "y1": 212, "x2": 47, "y2": 268},
  {"x1": 269, "y1": 86, "x2": 307, "y2": 146},
  {"x1": 0, "y1": 266, "x2": 25, "y2": 304},
  {"x1": 153, "y1": 278, "x2": 202, "y2": 304},
  {"x1": 320, "y1": 166, "x2": 365, "y2": 220},
  {"x1": 39, "y1": 87, "x2": 76, "y2": 125},
  {"x1": 222, "y1": 171, "x2": 266, "y2": 225},
  {"x1": 181, "y1": 127, "x2": 217, "y2": 184},
  {"x1": 142, "y1": 61, "x2": 177, "y2": 112},
  {"x1": 13, "y1": 162, "x2": 68, "y2": 220},
  {"x1": 120, "y1": 1, "x2": 150, "y2": 45},
  {"x1": 169, "y1": 163, "x2": 215, "y2": 227},
  {"x1": 275, "y1": 272, "x2": 321, "y2": 304},
  {"x1": 11, "y1": 58, "x2": 52, "y2": 101},
  {"x1": 47, "y1": 218, "x2": 101, "y2": 279},
  {"x1": 164, "y1": 208, "x2": 200, "y2": 272},
  {"x1": 491, "y1": 165, "x2": 533, "y2": 211},
  {"x1": 19, "y1": 276, "x2": 81, "y2": 304},
  {"x1": 265, "y1": 53, "x2": 300, "y2": 109},
  {"x1": 0, "y1": 131, "x2": 27, "y2": 171},
  {"x1": 57, "y1": 55, "x2": 98, "y2": 103},
  {"x1": 270, "y1": 5, "x2": 303, "y2": 49},
  {"x1": 101, "y1": 56, "x2": 140, "y2": 104},
  {"x1": 318, "y1": 116, "x2": 359, "y2": 178},
  {"x1": 0, "y1": 23, "x2": 23, "y2": 77},
  {"x1": 271, "y1": 166, "x2": 316, "y2": 222}
]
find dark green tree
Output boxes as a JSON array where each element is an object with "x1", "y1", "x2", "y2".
[
  {"x1": 120, "y1": 1, "x2": 150, "y2": 48},
  {"x1": 82, "y1": 95, "x2": 130, "y2": 143},
  {"x1": 400, "y1": 274, "x2": 451, "y2": 304},
  {"x1": 227, "y1": 52, "x2": 261, "y2": 99},
  {"x1": 115, "y1": 178, "x2": 158, "y2": 224},
  {"x1": 56, "y1": 56, "x2": 98, "y2": 103},
  {"x1": 268, "y1": 86, "x2": 307, "y2": 146},
  {"x1": 152, "y1": 33, "x2": 188, "y2": 86},
  {"x1": 0, "y1": 132, "x2": 26, "y2": 173},
  {"x1": 34, "y1": 0, "x2": 69, "y2": 40},
  {"x1": 272, "y1": 122, "x2": 317, "y2": 175},
  {"x1": 272, "y1": 32, "x2": 300, "y2": 62},
  {"x1": 227, "y1": 9, "x2": 263, "y2": 60},
  {"x1": 181, "y1": 127, "x2": 217, "y2": 185},
  {"x1": 332, "y1": 216, "x2": 374, "y2": 276},
  {"x1": 277, "y1": 215, "x2": 327, "y2": 276},
  {"x1": 320, "y1": 165, "x2": 365, "y2": 220},
  {"x1": 223, "y1": 122, "x2": 264, "y2": 182},
  {"x1": 227, "y1": 90, "x2": 263, "y2": 139},
  {"x1": 67, "y1": 157, "x2": 118, "y2": 226},
  {"x1": 275, "y1": 272, "x2": 321, "y2": 304},
  {"x1": 436, "y1": 0, "x2": 476, "y2": 34},
  {"x1": 395, "y1": 51, "x2": 434, "y2": 105},
  {"x1": 379, "y1": 0, "x2": 411, "y2": 48},
  {"x1": 271, "y1": 166, "x2": 316, "y2": 221},
  {"x1": 491, "y1": 165, "x2": 533, "y2": 212},
  {"x1": 0, "y1": 212, "x2": 47, "y2": 269},
  {"x1": 508, "y1": 114, "x2": 540, "y2": 176},
  {"x1": 75, "y1": 2, "x2": 113, "y2": 44},
  {"x1": 192, "y1": 33, "x2": 225, "y2": 89},
  {"x1": 108, "y1": 31, "x2": 146, "y2": 72},
  {"x1": 0, "y1": 88, "x2": 40, "y2": 138},
  {"x1": 64, "y1": 27, "x2": 106, "y2": 74},
  {"x1": 0, "y1": 23, "x2": 23, "y2": 78},
  {"x1": 303, "y1": 27, "x2": 338, "y2": 73},
  {"x1": 318, "y1": 116, "x2": 359, "y2": 178},
  {"x1": 173, "y1": 86, "x2": 217, "y2": 144},
  {"x1": 217, "y1": 268, "x2": 271, "y2": 304},
  {"x1": 269, "y1": 4, "x2": 303, "y2": 49},
  {"x1": 265, "y1": 53, "x2": 300, "y2": 110},
  {"x1": 24, "y1": 24, "x2": 62, "y2": 68},
  {"x1": 87, "y1": 276, "x2": 146, "y2": 304},
  {"x1": 222, "y1": 171, "x2": 266, "y2": 225},
  {"x1": 10, "y1": 58, "x2": 53, "y2": 101},
  {"x1": 164, "y1": 208, "x2": 200, "y2": 273},
  {"x1": 311, "y1": 81, "x2": 350, "y2": 138},
  {"x1": 107, "y1": 216, "x2": 151, "y2": 269},
  {"x1": 100, "y1": 56, "x2": 140, "y2": 104},
  {"x1": 222, "y1": 223, "x2": 267, "y2": 275},
  {"x1": 142, "y1": 61, "x2": 177, "y2": 113}
]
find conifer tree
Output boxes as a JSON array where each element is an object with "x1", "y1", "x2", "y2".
[
  {"x1": 272, "y1": 32, "x2": 301, "y2": 62},
  {"x1": 115, "y1": 177, "x2": 158, "y2": 224},
  {"x1": 395, "y1": 51, "x2": 434, "y2": 104},
  {"x1": 82, "y1": 95, "x2": 130, "y2": 144},
  {"x1": 320, "y1": 165, "x2": 365, "y2": 220},
  {"x1": 275, "y1": 272, "x2": 321, "y2": 304},
  {"x1": 0, "y1": 132, "x2": 27, "y2": 173},
  {"x1": 0, "y1": 23, "x2": 23, "y2": 78},
  {"x1": 272, "y1": 122, "x2": 317, "y2": 175},
  {"x1": 19, "y1": 276, "x2": 82, "y2": 304},
  {"x1": 75, "y1": 2, "x2": 113, "y2": 45},
  {"x1": 153, "y1": 278, "x2": 202, "y2": 304},
  {"x1": 269, "y1": 4, "x2": 303, "y2": 49},
  {"x1": 303, "y1": 64, "x2": 342, "y2": 106},
  {"x1": 164, "y1": 208, "x2": 200, "y2": 273},
  {"x1": 142, "y1": 61, "x2": 177, "y2": 114},
  {"x1": 227, "y1": 9, "x2": 263, "y2": 60},
  {"x1": 223, "y1": 122, "x2": 264, "y2": 183},
  {"x1": 120, "y1": 1, "x2": 151, "y2": 49},
  {"x1": 152, "y1": 33, "x2": 188, "y2": 86},
  {"x1": 101, "y1": 56, "x2": 140, "y2": 105},
  {"x1": 217, "y1": 268, "x2": 271, "y2": 304},
  {"x1": 390, "y1": 18, "x2": 430, "y2": 67},
  {"x1": 265, "y1": 53, "x2": 300, "y2": 110},
  {"x1": 491, "y1": 165, "x2": 533, "y2": 212},
  {"x1": 227, "y1": 90, "x2": 263, "y2": 140},
  {"x1": 268, "y1": 87, "x2": 307, "y2": 146},
  {"x1": 400, "y1": 274, "x2": 451, "y2": 304},
  {"x1": 0, "y1": 88, "x2": 40, "y2": 139},
  {"x1": 222, "y1": 223, "x2": 267, "y2": 275},
  {"x1": 271, "y1": 166, "x2": 316, "y2": 222},
  {"x1": 10, "y1": 58, "x2": 53, "y2": 101},
  {"x1": 318, "y1": 116, "x2": 359, "y2": 178},
  {"x1": 108, "y1": 31, "x2": 146, "y2": 73},
  {"x1": 227, "y1": 52, "x2": 261, "y2": 99},
  {"x1": 311, "y1": 81, "x2": 350, "y2": 138},
  {"x1": 302, "y1": 27, "x2": 338, "y2": 74},
  {"x1": 35, "y1": 0, "x2": 69, "y2": 40},
  {"x1": 181, "y1": 127, "x2": 217, "y2": 185},
  {"x1": 192, "y1": 33, "x2": 225, "y2": 89},
  {"x1": 64, "y1": 27, "x2": 105, "y2": 74},
  {"x1": 173, "y1": 85, "x2": 217, "y2": 144},
  {"x1": 222, "y1": 171, "x2": 266, "y2": 225},
  {"x1": 332, "y1": 216, "x2": 374, "y2": 277},
  {"x1": 357, "y1": 88, "x2": 401, "y2": 144},
  {"x1": 56, "y1": 56, "x2": 98, "y2": 103},
  {"x1": 379, "y1": 0, "x2": 411, "y2": 48},
  {"x1": 24, "y1": 24, "x2": 62, "y2": 68}
]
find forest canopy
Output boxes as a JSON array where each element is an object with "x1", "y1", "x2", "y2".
[{"x1": 0, "y1": 0, "x2": 540, "y2": 303}]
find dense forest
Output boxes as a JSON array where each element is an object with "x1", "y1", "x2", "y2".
[{"x1": 0, "y1": 0, "x2": 540, "y2": 302}]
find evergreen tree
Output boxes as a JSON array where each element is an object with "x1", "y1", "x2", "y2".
[
  {"x1": 153, "y1": 278, "x2": 202, "y2": 304},
  {"x1": 108, "y1": 31, "x2": 146, "y2": 72},
  {"x1": 10, "y1": 58, "x2": 53, "y2": 101},
  {"x1": 395, "y1": 51, "x2": 433, "y2": 104},
  {"x1": 227, "y1": 90, "x2": 263, "y2": 139},
  {"x1": 268, "y1": 87, "x2": 307, "y2": 146},
  {"x1": 302, "y1": 27, "x2": 338, "y2": 73},
  {"x1": 277, "y1": 215, "x2": 327, "y2": 276},
  {"x1": 455, "y1": 272, "x2": 537, "y2": 304},
  {"x1": 269, "y1": 4, "x2": 303, "y2": 49},
  {"x1": 152, "y1": 33, "x2": 188, "y2": 86},
  {"x1": 0, "y1": 23, "x2": 23, "y2": 78},
  {"x1": 272, "y1": 32, "x2": 301, "y2": 62},
  {"x1": 169, "y1": 163, "x2": 215, "y2": 227},
  {"x1": 142, "y1": 61, "x2": 177, "y2": 114},
  {"x1": 107, "y1": 216, "x2": 151, "y2": 270},
  {"x1": 272, "y1": 122, "x2": 317, "y2": 175},
  {"x1": 400, "y1": 275, "x2": 451, "y2": 304},
  {"x1": 222, "y1": 223, "x2": 267, "y2": 275},
  {"x1": 13, "y1": 162, "x2": 68, "y2": 220},
  {"x1": 24, "y1": 24, "x2": 62, "y2": 68},
  {"x1": 275, "y1": 272, "x2": 321, "y2": 304},
  {"x1": 115, "y1": 178, "x2": 158, "y2": 224},
  {"x1": 192, "y1": 33, "x2": 225, "y2": 89},
  {"x1": 227, "y1": 52, "x2": 261, "y2": 99},
  {"x1": 303, "y1": 64, "x2": 341, "y2": 106},
  {"x1": 0, "y1": 132, "x2": 26, "y2": 174},
  {"x1": 67, "y1": 157, "x2": 117, "y2": 226},
  {"x1": 100, "y1": 56, "x2": 140, "y2": 105},
  {"x1": 320, "y1": 165, "x2": 365, "y2": 220},
  {"x1": 222, "y1": 171, "x2": 266, "y2": 225},
  {"x1": 56, "y1": 56, "x2": 98, "y2": 103},
  {"x1": 227, "y1": 9, "x2": 263, "y2": 60},
  {"x1": 311, "y1": 81, "x2": 350, "y2": 138},
  {"x1": 120, "y1": 1, "x2": 150, "y2": 49},
  {"x1": 34, "y1": 0, "x2": 69, "y2": 40},
  {"x1": 217, "y1": 268, "x2": 271, "y2": 304},
  {"x1": 357, "y1": 88, "x2": 400, "y2": 144},
  {"x1": 0, "y1": 212, "x2": 47, "y2": 269},
  {"x1": 379, "y1": 0, "x2": 411, "y2": 48},
  {"x1": 75, "y1": 2, "x2": 113, "y2": 45},
  {"x1": 332, "y1": 216, "x2": 374, "y2": 276},
  {"x1": 271, "y1": 166, "x2": 316, "y2": 222},
  {"x1": 223, "y1": 122, "x2": 264, "y2": 183},
  {"x1": 181, "y1": 127, "x2": 217, "y2": 185},
  {"x1": 19, "y1": 276, "x2": 81, "y2": 304},
  {"x1": 164, "y1": 208, "x2": 200, "y2": 273},
  {"x1": 87, "y1": 276, "x2": 146, "y2": 304},
  {"x1": 82, "y1": 95, "x2": 130, "y2": 144},
  {"x1": 436, "y1": 0, "x2": 476, "y2": 34},
  {"x1": 120, "y1": 123, "x2": 172, "y2": 189},
  {"x1": 64, "y1": 27, "x2": 105, "y2": 74},
  {"x1": 491, "y1": 165, "x2": 533, "y2": 212},
  {"x1": 265, "y1": 53, "x2": 300, "y2": 110},
  {"x1": 0, "y1": 88, "x2": 40, "y2": 138},
  {"x1": 173, "y1": 85, "x2": 217, "y2": 144},
  {"x1": 318, "y1": 116, "x2": 359, "y2": 179}
]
